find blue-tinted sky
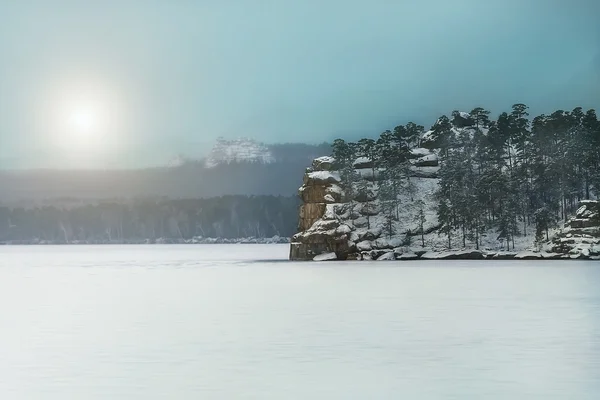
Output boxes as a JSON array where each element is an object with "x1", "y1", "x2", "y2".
[{"x1": 0, "y1": 0, "x2": 599, "y2": 168}]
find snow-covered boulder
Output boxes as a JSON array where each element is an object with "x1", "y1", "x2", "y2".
[
  {"x1": 377, "y1": 251, "x2": 395, "y2": 261},
  {"x1": 305, "y1": 171, "x2": 341, "y2": 185},
  {"x1": 312, "y1": 156, "x2": 336, "y2": 171},
  {"x1": 313, "y1": 252, "x2": 338, "y2": 261},
  {"x1": 398, "y1": 252, "x2": 419, "y2": 260},
  {"x1": 492, "y1": 252, "x2": 518, "y2": 260},
  {"x1": 372, "y1": 238, "x2": 388, "y2": 249},
  {"x1": 356, "y1": 241, "x2": 372, "y2": 251},
  {"x1": 550, "y1": 200, "x2": 600, "y2": 259},
  {"x1": 515, "y1": 251, "x2": 542, "y2": 260},
  {"x1": 413, "y1": 153, "x2": 439, "y2": 167},
  {"x1": 358, "y1": 228, "x2": 382, "y2": 242},
  {"x1": 353, "y1": 157, "x2": 373, "y2": 169},
  {"x1": 360, "y1": 202, "x2": 380, "y2": 216}
]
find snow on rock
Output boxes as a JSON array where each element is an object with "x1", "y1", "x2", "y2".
[
  {"x1": 306, "y1": 171, "x2": 341, "y2": 184},
  {"x1": 356, "y1": 241, "x2": 372, "y2": 251},
  {"x1": 358, "y1": 228, "x2": 382, "y2": 241},
  {"x1": 514, "y1": 251, "x2": 542, "y2": 259},
  {"x1": 459, "y1": 111, "x2": 471, "y2": 120},
  {"x1": 362, "y1": 253, "x2": 373, "y2": 261},
  {"x1": 421, "y1": 251, "x2": 444, "y2": 259},
  {"x1": 410, "y1": 147, "x2": 432, "y2": 158},
  {"x1": 353, "y1": 157, "x2": 372, "y2": 169},
  {"x1": 324, "y1": 194, "x2": 336, "y2": 203},
  {"x1": 420, "y1": 130, "x2": 435, "y2": 144},
  {"x1": 313, "y1": 252, "x2": 338, "y2": 261},
  {"x1": 492, "y1": 252, "x2": 518, "y2": 260},
  {"x1": 373, "y1": 238, "x2": 392, "y2": 249},
  {"x1": 412, "y1": 153, "x2": 439, "y2": 167},
  {"x1": 550, "y1": 200, "x2": 600, "y2": 258},
  {"x1": 360, "y1": 202, "x2": 380, "y2": 216},
  {"x1": 326, "y1": 184, "x2": 343, "y2": 196},
  {"x1": 312, "y1": 156, "x2": 336, "y2": 171},
  {"x1": 540, "y1": 252, "x2": 563, "y2": 259},
  {"x1": 377, "y1": 251, "x2": 395, "y2": 261},
  {"x1": 398, "y1": 252, "x2": 419, "y2": 260},
  {"x1": 335, "y1": 224, "x2": 352, "y2": 235},
  {"x1": 388, "y1": 238, "x2": 403, "y2": 248}
]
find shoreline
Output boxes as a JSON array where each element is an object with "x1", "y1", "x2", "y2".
[
  {"x1": 0, "y1": 237, "x2": 291, "y2": 246},
  {"x1": 308, "y1": 249, "x2": 600, "y2": 261}
]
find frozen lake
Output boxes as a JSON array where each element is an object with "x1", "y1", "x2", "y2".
[{"x1": 1, "y1": 244, "x2": 599, "y2": 399}]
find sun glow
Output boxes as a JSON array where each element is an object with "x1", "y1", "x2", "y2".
[
  {"x1": 48, "y1": 84, "x2": 117, "y2": 153},
  {"x1": 36, "y1": 76, "x2": 132, "y2": 167},
  {"x1": 68, "y1": 109, "x2": 96, "y2": 134}
]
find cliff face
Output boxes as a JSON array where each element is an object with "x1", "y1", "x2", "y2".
[
  {"x1": 289, "y1": 157, "x2": 351, "y2": 260},
  {"x1": 290, "y1": 154, "x2": 441, "y2": 261}
]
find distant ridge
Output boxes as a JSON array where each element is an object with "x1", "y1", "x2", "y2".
[{"x1": 205, "y1": 137, "x2": 275, "y2": 168}]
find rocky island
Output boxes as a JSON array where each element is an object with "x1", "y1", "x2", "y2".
[{"x1": 290, "y1": 105, "x2": 600, "y2": 261}]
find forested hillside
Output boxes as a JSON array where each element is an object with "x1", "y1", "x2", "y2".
[{"x1": 326, "y1": 105, "x2": 600, "y2": 252}]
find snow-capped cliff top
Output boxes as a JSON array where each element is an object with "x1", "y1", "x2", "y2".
[{"x1": 205, "y1": 137, "x2": 275, "y2": 168}]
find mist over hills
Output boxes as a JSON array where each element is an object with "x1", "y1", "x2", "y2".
[{"x1": 0, "y1": 140, "x2": 331, "y2": 205}]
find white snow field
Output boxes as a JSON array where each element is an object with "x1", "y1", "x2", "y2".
[{"x1": 0, "y1": 244, "x2": 599, "y2": 399}]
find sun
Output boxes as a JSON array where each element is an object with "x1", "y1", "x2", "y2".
[
  {"x1": 68, "y1": 109, "x2": 96, "y2": 135},
  {"x1": 41, "y1": 78, "x2": 130, "y2": 164}
]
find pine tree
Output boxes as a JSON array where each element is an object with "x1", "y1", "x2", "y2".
[
  {"x1": 437, "y1": 198, "x2": 453, "y2": 249},
  {"x1": 469, "y1": 107, "x2": 491, "y2": 130},
  {"x1": 414, "y1": 200, "x2": 426, "y2": 247}
]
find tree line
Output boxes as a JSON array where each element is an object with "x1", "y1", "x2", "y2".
[
  {"x1": 0, "y1": 195, "x2": 300, "y2": 243},
  {"x1": 435, "y1": 105, "x2": 599, "y2": 250},
  {"x1": 329, "y1": 105, "x2": 600, "y2": 250}
]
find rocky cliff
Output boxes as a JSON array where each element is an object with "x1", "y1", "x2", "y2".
[
  {"x1": 290, "y1": 154, "x2": 442, "y2": 261},
  {"x1": 289, "y1": 157, "x2": 351, "y2": 260}
]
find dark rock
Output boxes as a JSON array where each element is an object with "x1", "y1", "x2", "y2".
[
  {"x1": 360, "y1": 228, "x2": 382, "y2": 241},
  {"x1": 353, "y1": 158, "x2": 373, "y2": 169},
  {"x1": 354, "y1": 189, "x2": 377, "y2": 203},
  {"x1": 414, "y1": 159, "x2": 439, "y2": 167},
  {"x1": 409, "y1": 169, "x2": 439, "y2": 178},
  {"x1": 369, "y1": 250, "x2": 387, "y2": 260},
  {"x1": 360, "y1": 203, "x2": 380, "y2": 216}
]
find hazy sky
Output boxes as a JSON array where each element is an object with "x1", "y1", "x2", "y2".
[{"x1": 0, "y1": 0, "x2": 599, "y2": 168}]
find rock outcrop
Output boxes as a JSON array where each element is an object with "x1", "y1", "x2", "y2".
[
  {"x1": 290, "y1": 153, "x2": 441, "y2": 261},
  {"x1": 290, "y1": 154, "x2": 600, "y2": 261},
  {"x1": 550, "y1": 200, "x2": 600, "y2": 259},
  {"x1": 289, "y1": 157, "x2": 350, "y2": 260}
]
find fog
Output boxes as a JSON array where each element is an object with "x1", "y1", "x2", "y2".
[{"x1": 0, "y1": 0, "x2": 598, "y2": 168}]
